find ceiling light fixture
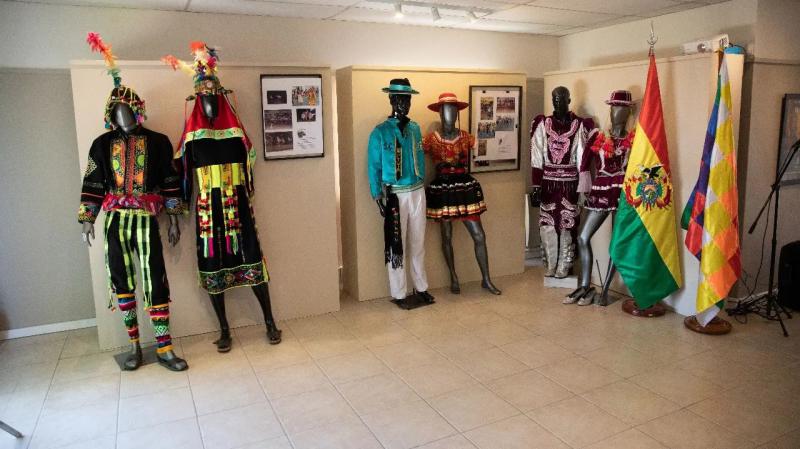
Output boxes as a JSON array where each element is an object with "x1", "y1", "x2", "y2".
[
  {"x1": 394, "y1": 2, "x2": 404, "y2": 19},
  {"x1": 431, "y1": 6, "x2": 441, "y2": 22},
  {"x1": 468, "y1": 10, "x2": 478, "y2": 23}
]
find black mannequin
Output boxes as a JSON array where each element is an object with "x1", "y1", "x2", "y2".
[
  {"x1": 195, "y1": 93, "x2": 282, "y2": 352},
  {"x1": 81, "y1": 102, "x2": 185, "y2": 370},
  {"x1": 436, "y1": 103, "x2": 501, "y2": 295},
  {"x1": 530, "y1": 87, "x2": 571, "y2": 206},
  {"x1": 389, "y1": 93, "x2": 411, "y2": 134}
]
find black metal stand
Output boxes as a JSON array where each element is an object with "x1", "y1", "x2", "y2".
[
  {"x1": 0, "y1": 420, "x2": 23, "y2": 438},
  {"x1": 726, "y1": 139, "x2": 799, "y2": 337}
]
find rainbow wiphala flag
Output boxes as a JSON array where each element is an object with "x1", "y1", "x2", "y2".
[{"x1": 681, "y1": 52, "x2": 741, "y2": 326}]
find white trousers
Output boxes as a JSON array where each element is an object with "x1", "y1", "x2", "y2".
[{"x1": 387, "y1": 188, "x2": 429, "y2": 299}]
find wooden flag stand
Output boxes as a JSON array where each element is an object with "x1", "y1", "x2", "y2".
[
  {"x1": 621, "y1": 299, "x2": 666, "y2": 317},
  {"x1": 684, "y1": 315, "x2": 732, "y2": 335}
]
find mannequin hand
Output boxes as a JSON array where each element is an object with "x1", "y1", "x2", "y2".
[
  {"x1": 81, "y1": 222, "x2": 95, "y2": 247},
  {"x1": 529, "y1": 187, "x2": 541, "y2": 207},
  {"x1": 168, "y1": 215, "x2": 180, "y2": 247},
  {"x1": 376, "y1": 199, "x2": 386, "y2": 217},
  {"x1": 578, "y1": 193, "x2": 586, "y2": 207}
]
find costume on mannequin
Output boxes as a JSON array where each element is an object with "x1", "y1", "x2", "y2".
[
  {"x1": 79, "y1": 33, "x2": 187, "y2": 371},
  {"x1": 568, "y1": 91, "x2": 635, "y2": 306},
  {"x1": 164, "y1": 42, "x2": 281, "y2": 351},
  {"x1": 530, "y1": 86, "x2": 596, "y2": 279},
  {"x1": 422, "y1": 93, "x2": 500, "y2": 295},
  {"x1": 367, "y1": 78, "x2": 434, "y2": 309}
]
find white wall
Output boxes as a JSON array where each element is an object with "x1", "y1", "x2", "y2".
[
  {"x1": 755, "y1": 0, "x2": 800, "y2": 62},
  {"x1": 0, "y1": 1, "x2": 559, "y2": 76},
  {"x1": 558, "y1": 0, "x2": 758, "y2": 70}
]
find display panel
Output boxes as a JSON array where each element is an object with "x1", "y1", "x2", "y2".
[
  {"x1": 260, "y1": 74, "x2": 324, "y2": 160},
  {"x1": 468, "y1": 85, "x2": 522, "y2": 173}
]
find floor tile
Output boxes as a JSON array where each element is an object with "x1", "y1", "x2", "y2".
[
  {"x1": 499, "y1": 336, "x2": 574, "y2": 368},
  {"x1": 637, "y1": 409, "x2": 756, "y2": 449},
  {"x1": 536, "y1": 356, "x2": 622, "y2": 394},
  {"x1": 528, "y1": 396, "x2": 630, "y2": 448},
  {"x1": 464, "y1": 414, "x2": 570, "y2": 449},
  {"x1": 689, "y1": 391, "x2": 797, "y2": 445},
  {"x1": 629, "y1": 365, "x2": 721, "y2": 407},
  {"x1": 757, "y1": 429, "x2": 800, "y2": 449},
  {"x1": 450, "y1": 347, "x2": 528, "y2": 382},
  {"x1": 394, "y1": 360, "x2": 477, "y2": 399},
  {"x1": 120, "y1": 362, "x2": 189, "y2": 398},
  {"x1": 429, "y1": 385, "x2": 519, "y2": 432},
  {"x1": 0, "y1": 360, "x2": 56, "y2": 394},
  {"x1": 118, "y1": 385, "x2": 196, "y2": 432},
  {"x1": 245, "y1": 339, "x2": 312, "y2": 372},
  {"x1": 59, "y1": 435, "x2": 117, "y2": 449},
  {"x1": 372, "y1": 341, "x2": 447, "y2": 371},
  {"x1": 339, "y1": 372, "x2": 420, "y2": 415},
  {"x1": 315, "y1": 350, "x2": 389, "y2": 385},
  {"x1": 60, "y1": 327, "x2": 103, "y2": 359},
  {"x1": 416, "y1": 434, "x2": 477, "y2": 448},
  {"x1": 51, "y1": 352, "x2": 120, "y2": 384},
  {"x1": 361, "y1": 400, "x2": 457, "y2": 449},
  {"x1": 426, "y1": 330, "x2": 495, "y2": 358},
  {"x1": 583, "y1": 344, "x2": 670, "y2": 378},
  {"x1": 290, "y1": 415, "x2": 382, "y2": 449},
  {"x1": 271, "y1": 385, "x2": 358, "y2": 435},
  {"x1": 234, "y1": 435, "x2": 293, "y2": 449},
  {"x1": 198, "y1": 402, "x2": 284, "y2": 449},
  {"x1": 584, "y1": 428, "x2": 667, "y2": 449},
  {"x1": 187, "y1": 352, "x2": 253, "y2": 384},
  {"x1": 0, "y1": 341, "x2": 64, "y2": 368},
  {"x1": 29, "y1": 401, "x2": 117, "y2": 449},
  {"x1": 193, "y1": 372, "x2": 267, "y2": 415},
  {"x1": 117, "y1": 417, "x2": 203, "y2": 449},
  {"x1": 349, "y1": 322, "x2": 414, "y2": 348},
  {"x1": 42, "y1": 373, "x2": 119, "y2": 415},
  {"x1": 300, "y1": 333, "x2": 365, "y2": 359},
  {"x1": 486, "y1": 370, "x2": 573, "y2": 412},
  {"x1": 581, "y1": 380, "x2": 681, "y2": 425},
  {"x1": 479, "y1": 319, "x2": 536, "y2": 346},
  {"x1": 256, "y1": 361, "x2": 330, "y2": 400}
]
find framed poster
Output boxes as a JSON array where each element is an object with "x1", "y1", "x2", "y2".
[
  {"x1": 777, "y1": 94, "x2": 800, "y2": 185},
  {"x1": 260, "y1": 74, "x2": 324, "y2": 160},
  {"x1": 468, "y1": 85, "x2": 522, "y2": 173}
]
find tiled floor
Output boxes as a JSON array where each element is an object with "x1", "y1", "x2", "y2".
[{"x1": 2, "y1": 268, "x2": 799, "y2": 449}]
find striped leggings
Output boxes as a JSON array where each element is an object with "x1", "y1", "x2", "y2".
[{"x1": 105, "y1": 210, "x2": 173, "y2": 354}]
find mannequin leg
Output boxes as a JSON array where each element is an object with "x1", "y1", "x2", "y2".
[
  {"x1": 463, "y1": 220, "x2": 501, "y2": 295},
  {"x1": 105, "y1": 212, "x2": 142, "y2": 370},
  {"x1": 597, "y1": 262, "x2": 618, "y2": 306},
  {"x1": 566, "y1": 211, "x2": 609, "y2": 304},
  {"x1": 540, "y1": 225, "x2": 559, "y2": 277},
  {"x1": 439, "y1": 221, "x2": 460, "y2": 293},
  {"x1": 116, "y1": 293, "x2": 143, "y2": 370},
  {"x1": 209, "y1": 293, "x2": 232, "y2": 352},
  {"x1": 252, "y1": 283, "x2": 282, "y2": 344}
]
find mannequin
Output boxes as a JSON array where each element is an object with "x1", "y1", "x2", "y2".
[
  {"x1": 368, "y1": 78, "x2": 433, "y2": 309},
  {"x1": 81, "y1": 32, "x2": 187, "y2": 371},
  {"x1": 164, "y1": 43, "x2": 280, "y2": 352},
  {"x1": 530, "y1": 87, "x2": 596, "y2": 279},
  {"x1": 422, "y1": 93, "x2": 500, "y2": 295},
  {"x1": 568, "y1": 90, "x2": 635, "y2": 306}
]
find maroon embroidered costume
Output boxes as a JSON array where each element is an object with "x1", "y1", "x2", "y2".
[
  {"x1": 577, "y1": 130, "x2": 634, "y2": 211},
  {"x1": 530, "y1": 112, "x2": 596, "y2": 277}
]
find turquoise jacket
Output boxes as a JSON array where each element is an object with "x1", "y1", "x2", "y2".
[{"x1": 367, "y1": 117, "x2": 425, "y2": 199}]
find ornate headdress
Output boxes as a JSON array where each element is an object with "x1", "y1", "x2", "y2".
[
  {"x1": 86, "y1": 32, "x2": 146, "y2": 129},
  {"x1": 162, "y1": 41, "x2": 224, "y2": 96}
]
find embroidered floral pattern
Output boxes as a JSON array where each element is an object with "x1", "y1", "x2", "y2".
[
  {"x1": 78, "y1": 202, "x2": 100, "y2": 223},
  {"x1": 544, "y1": 117, "x2": 579, "y2": 164},
  {"x1": 199, "y1": 261, "x2": 268, "y2": 294}
]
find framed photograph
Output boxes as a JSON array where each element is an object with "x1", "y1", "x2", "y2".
[
  {"x1": 468, "y1": 85, "x2": 522, "y2": 173},
  {"x1": 777, "y1": 94, "x2": 800, "y2": 185},
  {"x1": 260, "y1": 74, "x2": 324, "y2": 160}
]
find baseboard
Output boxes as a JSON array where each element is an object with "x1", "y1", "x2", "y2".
[{"x1": 0, "y1": 318, "x2": 97, "y2": 341}]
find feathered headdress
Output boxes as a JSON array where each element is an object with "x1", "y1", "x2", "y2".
[
  {"x1": 86, "y1": 32, "x2": 146, "y2": 129},
  {"x1": 162, "y1": 41, "x2": 223, "y2": 96}
]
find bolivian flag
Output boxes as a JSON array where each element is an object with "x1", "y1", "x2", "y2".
[
  {"x1": 681, "y1": 51, "x2": 741, "y2": 326},
  {"x1": 610, "y1": 53, "x2": 682, "y2": 308}
]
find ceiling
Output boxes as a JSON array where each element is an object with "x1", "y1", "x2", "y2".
[{"x1": 24, "y1": 0, "x2": 729, "y2": 35}]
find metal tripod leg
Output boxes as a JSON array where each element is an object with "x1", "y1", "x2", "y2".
[{"x1": 0, "y1": 420, "x2": 23, "y2": 438}]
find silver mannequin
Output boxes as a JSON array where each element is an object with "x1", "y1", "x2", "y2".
[
  {"x1": 80, "y1": 102, "x2": 183, "y2": 368},
  {"x1": 436, "y1": 103, "x2": 501, "y2": 295},
  {"x1": 567, "y1": 103, "x2": 632, "y2": 306}
]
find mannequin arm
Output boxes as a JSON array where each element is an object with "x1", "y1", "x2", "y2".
[
  {"x1": 168, "y1": 215, "x2": 180, "y2": 246},
  {"x1": 81, "y1": 222, "x2": 95, "y2": 247}
]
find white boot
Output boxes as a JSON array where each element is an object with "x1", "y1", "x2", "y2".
[{"x1": 540, "y1": 225, "x2": 558, "y2": 277}]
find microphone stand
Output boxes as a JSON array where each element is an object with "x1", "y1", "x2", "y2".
[{"x1": 726, "y1": 139, "x2": 799, "y2": 337}]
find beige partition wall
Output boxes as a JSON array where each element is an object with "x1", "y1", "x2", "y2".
[
  {"x1": 71, "y1": 61, "x2": 340, "y2": 350},
  {"x1": 543, "y1": 53, "x2": 744, "y2": 316},
  {"x1": 338, "y1": 66, "x2": 528, "y2": 302}
]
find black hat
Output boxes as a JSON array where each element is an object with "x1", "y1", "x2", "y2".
[{"x1": 381, "y1": 78, "x2": 419, "y2": 95}]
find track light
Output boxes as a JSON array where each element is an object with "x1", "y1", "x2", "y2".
[
  {"x1": 431, "y1": 6, "x2": 441, "y2": 22},
  {"x1": 394, "y1": 3, "x2": 403, "y2": 19},
  {"x1": 468, "y1": 10, "x2": 478, "y2": 22}
]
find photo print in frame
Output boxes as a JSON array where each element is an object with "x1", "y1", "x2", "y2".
[
  {"x1": 468, "y1": 85, "x2": 522, "y2": 173},
  {"x1": 260, "y1": 74, "x2": 324, "y2": 160}
]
